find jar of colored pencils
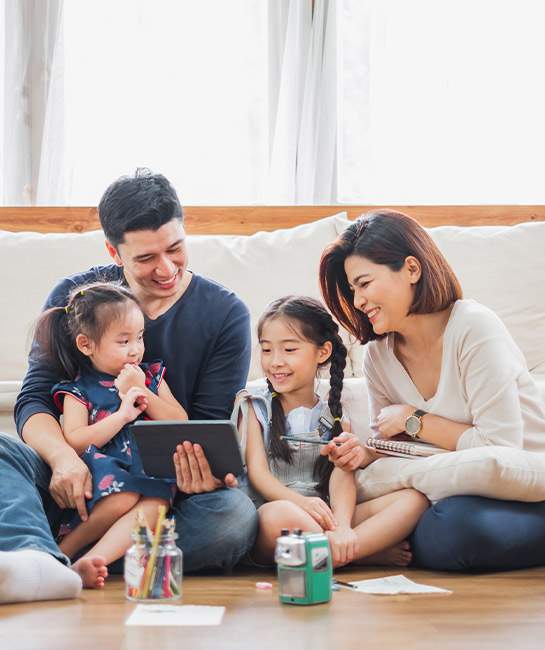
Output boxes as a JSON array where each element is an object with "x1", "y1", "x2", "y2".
[{"x1": 124, "y1": 528, "x2": 183, "y2": 602}]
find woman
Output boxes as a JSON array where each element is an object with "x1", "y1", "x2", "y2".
[{"x1": 318, "y1": 209, "x2": 545, "y2": 571}]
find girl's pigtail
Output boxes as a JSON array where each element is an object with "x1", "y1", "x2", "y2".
[
  {"x1": 34, "y1": 305, "x2": 84, "y2": 380},
  {"x1": 266, "y1": 378, "x2": 294, "y2": 465}
]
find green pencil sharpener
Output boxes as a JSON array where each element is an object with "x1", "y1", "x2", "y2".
[{"x1": 274, "y1": 528, "x2": 332, "y2": 605}]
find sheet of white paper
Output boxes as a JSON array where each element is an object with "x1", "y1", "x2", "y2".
[
  {"x1": 349, "y1": 574, "x2": 452, "y2": 595},
  {"x1": 125, "y1": 604, "x2": 225, "y2": 626}
]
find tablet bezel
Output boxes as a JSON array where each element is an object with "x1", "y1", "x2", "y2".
[{"x1": 130, "y1": 420, "x2": 246, "y2": 480}]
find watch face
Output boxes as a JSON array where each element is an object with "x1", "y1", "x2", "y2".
[{"x1": 406, "y1": 415, "x2": 421, "y2": 436}]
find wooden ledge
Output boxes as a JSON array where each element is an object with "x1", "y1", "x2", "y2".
[{"x1": 0, "y1": 205, "x2": 544, "y2": 235}]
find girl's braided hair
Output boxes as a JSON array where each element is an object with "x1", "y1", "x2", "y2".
[{"x1": 257, "y1": 295, "x2": 347, "y2": 499}]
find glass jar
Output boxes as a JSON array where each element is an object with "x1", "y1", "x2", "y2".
[{"x1": 124, "y1": 531, "x2": 183, "y2": 602}]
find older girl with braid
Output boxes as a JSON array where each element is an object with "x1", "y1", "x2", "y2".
[{"x1": 235, "y1": 296, "x2": 428, "y2": 567}]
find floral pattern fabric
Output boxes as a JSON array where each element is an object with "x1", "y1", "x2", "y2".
[{"x1": 53, "y1": 360, "x2": 176, "y2": 537}]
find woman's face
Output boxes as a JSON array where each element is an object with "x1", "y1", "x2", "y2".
[{"x1": 344, "y1": 255, "x2": 420, "y2": 335}]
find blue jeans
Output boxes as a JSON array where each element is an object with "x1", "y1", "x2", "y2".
[
  {"x1": 410, "y1": 495, "x2": 545, "y2": 572},
  {"x1": 0, "y1": 433, "x2": 68, "y2": 563},
  {"x1": 0, "y1": 433, "x2": 258, "y2": 572},
  {"x1": 172, "y1": 488, "x2": 258, "y2": 573}
]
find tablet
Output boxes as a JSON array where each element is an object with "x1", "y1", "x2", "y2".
[{"x1": 130, "y1": 420, "x2": 246, "y2": 479}]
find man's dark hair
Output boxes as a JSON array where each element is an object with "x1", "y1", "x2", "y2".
[{"x1": 98, "y1": 168, "x2": 184, "y2": 248}]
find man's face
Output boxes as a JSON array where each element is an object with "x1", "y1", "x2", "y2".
[{"x1": 107, "y1": 219, "x2": 189, "y2": 306}]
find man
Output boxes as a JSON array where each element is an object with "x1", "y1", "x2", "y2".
[{"x1": 0, "y1": 169, "x2": 257, "y2": 603}]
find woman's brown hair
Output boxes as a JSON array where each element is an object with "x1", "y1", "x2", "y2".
[{"x1": 319, "y1": 210, "x2": 462, "y2": 344}]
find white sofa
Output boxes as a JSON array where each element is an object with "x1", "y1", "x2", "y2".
[{"x1": 1, "y1": 212, "x2": 545, "y2": 441}]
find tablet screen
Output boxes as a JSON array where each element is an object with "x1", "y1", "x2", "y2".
[{"x1": 130, "y1": 420, "x2": 246, "y2": 479}]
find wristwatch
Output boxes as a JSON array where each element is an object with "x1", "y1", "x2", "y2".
[{"x1": 405, "y1": 409, "x2": 427, "y2": 438}]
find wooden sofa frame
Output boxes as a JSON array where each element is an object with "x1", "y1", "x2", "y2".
[{"x1": 1, "y1": 205, "x2": 545, "y2": 235}]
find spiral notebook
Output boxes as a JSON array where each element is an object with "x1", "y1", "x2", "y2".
[{"x1": 366, "y1": 435, "x2": 449, "y2": 459}]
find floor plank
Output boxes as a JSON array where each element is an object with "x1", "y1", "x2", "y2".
[{"x1": 2, "y1": 566, "x2": 545, "y2": 650}]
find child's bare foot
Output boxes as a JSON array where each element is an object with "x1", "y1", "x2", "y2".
[
  {"x1": 71, "y1": 556, "x2": 108, "y2": 589},
  {"x1": 357, "y1": 540, "x2": 413, "y2": 567}
]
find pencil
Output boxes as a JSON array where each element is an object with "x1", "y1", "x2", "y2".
[
  {"x1": 281, "y1": 436, "x2": 342, "y2": 446},
  {"x1": 164, "y1": 555, "x2": 171, "y2": 598},
  {"x1": 333, "y1": 578, "x2": 357, "y2": 589},
  {"x1": 140, "y1": 504, "x2": 167, "y2": 599}
]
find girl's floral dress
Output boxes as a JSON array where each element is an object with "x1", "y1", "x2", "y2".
[{"x1": 52, "y1": 360, "x2": 176, "y2": 537}]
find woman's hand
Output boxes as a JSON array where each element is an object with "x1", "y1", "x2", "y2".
[
  {"x1": 115, "y1": 363, "x2": 146, "y2": 397},
  {"x1": 320, "y1": 432, "x2": 370, "y2": 471},
  {"x1": 377, "y1": 404, "x2": 414, "y2": 438},
  {"x1": 118, "y1": 386, "x2": 148, "y2": 423},
  {"x1": 327, "y1": 524, "x2": 359, "y2": 567},
  {"x1": 295, "y1": 495, "x2": 337, "y2": 531}
]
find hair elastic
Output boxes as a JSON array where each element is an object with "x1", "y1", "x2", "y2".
[
  {"x1": 64, "y1": 306, "x2": 68, "y2": 314},
  {"x1": 271, "y1": 392, "x2": 277, "y2": 398},
  {"x1": 80, "y1": 290, "x2": 84, "y2": 296},
  {"x1": 334, "y1": 417, "x2": 341, "y2": 422}
]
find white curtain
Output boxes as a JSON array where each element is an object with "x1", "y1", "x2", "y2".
[
  {"x1": 1, "y1": 0, "x2": 339, "y2": 207},
  {"x1": 3, "y1": 0, "x2": 545, "y2": 206},
  {"x1": 266, "y1": 0, "x2": 338, "y2": 204},
  {"x1": 3, "y1": 0, "x2": 64, "y2": 205}
]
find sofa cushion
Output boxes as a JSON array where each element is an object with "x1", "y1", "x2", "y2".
[
  {"x1": 0, "y1": 213, "x2": 350, "y2": 384},
  {"x1": 355, "y1": 445, "x2": 545, "y2": 505},
  {"x1": 188, "y1": 212, "x2": 352, "y2": 380},
  {"x1": 430, "y1": 221, "x2": 545, "y2": 375},
  {"x1": 0, "y1": 229, "x2": 110, "y2": 383}
]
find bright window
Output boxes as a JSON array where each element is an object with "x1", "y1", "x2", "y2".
[
  {"x1": 337, "y1": 0, "x2": 545, "y2": 204},
  {"x1": 63, "y1": 0, "x2": 268, "y2": 205},
  {"x1": 3, "y1": 0, "x2": 545, "y2": 206}
]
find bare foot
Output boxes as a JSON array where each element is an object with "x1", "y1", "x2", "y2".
[
  {"x1": 71, "y1": 556, "x2": 108, "y2": 589},
  {"x1": 356, "y1": 540, "x2": 413, "y2": 567}
]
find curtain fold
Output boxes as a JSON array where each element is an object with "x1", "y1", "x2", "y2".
[
  {"x1": 296, "y1": 0, "x2": 337, "y2": 203},
  {"x1": 3, "y1": 1, "x2": 338, "y2": 206},
  {"x1": 3, "y1": 0, "x2": 64, "y2": 205},
  {"x1": 266, "y1": 0, "x2": 338, "y2": 204}
]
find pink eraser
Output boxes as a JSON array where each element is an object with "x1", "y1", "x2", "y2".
[{"x1": 255, "y1": 581, "x2": 273, "y2": 590}]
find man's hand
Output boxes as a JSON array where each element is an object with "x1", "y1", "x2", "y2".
[
  {"x1": 49, "y1": 448, "x2": 93, "y2": 521},
  {"x1": 173, "y1": 441, "x2": 238, "y2": 494}
]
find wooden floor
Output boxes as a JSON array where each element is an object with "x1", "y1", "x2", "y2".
[{"x1": 2, "y1": 565, "x2": 545, "y2": 650}]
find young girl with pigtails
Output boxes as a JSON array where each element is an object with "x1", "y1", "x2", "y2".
[
  {"x1": 235, "y1": 295, "x2": 429, "y2": 568},
  {"x1": 34, "y1": 281, "x2": 187, "y2": 588}
]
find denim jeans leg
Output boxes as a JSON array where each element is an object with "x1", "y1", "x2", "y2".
[
  {"x1": 172, "y1": 487, "x2": 258, "y2": 573},
  {"x1": 410, "y1": 495, "x2": 545, "y2": 572},
  {"x1": 0, "y1": 433, "x2": 68, "y2": 564}
]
